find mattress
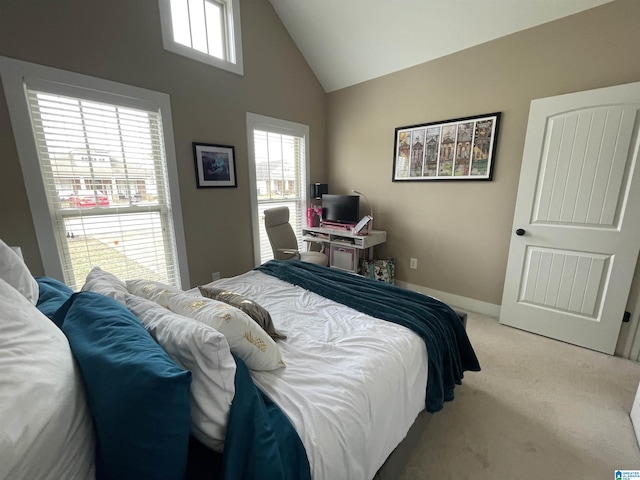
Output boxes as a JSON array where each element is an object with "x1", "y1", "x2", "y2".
[{"x1": 208, "y1": 270, "x2": 428, "y2": 480}]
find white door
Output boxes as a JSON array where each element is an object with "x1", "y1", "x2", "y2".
[{"x1": 500, "y1": 82, "x2": 640, "y2": 354}]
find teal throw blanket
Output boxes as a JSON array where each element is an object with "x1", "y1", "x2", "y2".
[
  {"x1": 256, "y1": 260, "x2": 481, "y2": 413},
  {"x1": 222, "y1": 354, "x2": 311, "y2": 480}
]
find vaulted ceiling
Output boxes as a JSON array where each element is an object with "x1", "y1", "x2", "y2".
[{"x1": 269, "y1": 0, "x2": 615, "y2": 92}]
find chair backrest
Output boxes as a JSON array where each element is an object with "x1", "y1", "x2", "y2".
[{"x1": 264, "y1": 207, "x2": 299, "y2": 259}]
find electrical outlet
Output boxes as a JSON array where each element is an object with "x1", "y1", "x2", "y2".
[
  {"x1": 410, "y1": 258, "x2": 418, "y2": 269},
  {"x1": 211, "y1": 272, "x2": 221, "y2": 281}
]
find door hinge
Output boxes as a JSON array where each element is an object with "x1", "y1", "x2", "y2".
[{"x1": 623, "y1": 311, "x2": 631, "y2": 323}]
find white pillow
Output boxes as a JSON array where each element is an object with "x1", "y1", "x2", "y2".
[
  {"x1": 164, "y1": 292, "x2": 285, "y2": 371},
  {"x1": 81, "y1": 266, "x2": 128, "y2": 306},
  {"x1": 126, "y1": 279, "x2": 184, "y2": 307},
  {"x1": 125, "y1": 294, "x2": 236, "y2": 453},
  {"x1": 0, "y1": 238, "x2": 38, "y2": 305},
  {"x1": 0, "y1": 278, "x2": 95, "y2": 479}
]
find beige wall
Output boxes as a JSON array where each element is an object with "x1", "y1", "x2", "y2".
[
  {"x1": 2, "y1": 0, "x2": 639, "y2": 347},
  {"x1": 326, "y1": 0, "x2": 640, "y2": 308},
  {"x1": 0, "y1": 0, "x2": 326, "y2": 287}
]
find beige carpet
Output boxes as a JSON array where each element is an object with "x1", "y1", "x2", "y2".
[{"x1": 397, "y1": 312, "x2": 640, "y2": 479}]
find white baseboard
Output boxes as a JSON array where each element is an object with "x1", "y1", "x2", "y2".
[{"x1": 395, "y1": 281, "x2": 501, "y2": 318}]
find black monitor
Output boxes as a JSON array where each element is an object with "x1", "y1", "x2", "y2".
[{"x1": 321, "y1": 194, "x2": 360, "y2": 225}]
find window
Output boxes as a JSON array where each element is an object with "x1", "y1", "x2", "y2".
[
  {"x1": 0, "y1": 57, "x2": 190, "y2": 290},
  {"x1": 246, "y1": 113, "x2": 309, "y2": 266},
  {"x1": 159, "y1": 0, "x2": 243, "y2": 76}
]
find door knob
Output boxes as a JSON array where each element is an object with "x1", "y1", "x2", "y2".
[{"x1": 515, "y1": 228, "x2": 526, "y2": 236}]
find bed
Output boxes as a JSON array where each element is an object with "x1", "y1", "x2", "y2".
[{"x1": 0, "y1": 238, "x2": 479, "y2": 480}]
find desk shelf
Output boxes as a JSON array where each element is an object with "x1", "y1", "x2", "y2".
[
  {"x1": 302, "y1": 226, "x2": 386, "y2": 249},
  {"x1": 302, "y1": 226, "x2": 387, "y2": 273}
]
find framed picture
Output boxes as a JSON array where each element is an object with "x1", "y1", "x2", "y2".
[
  {"x1": 392, "y1": 112, "x2": 501, "y2": 182},
  {"x1": 193, "y1": 142, "x2": 237, "y2": 188}
]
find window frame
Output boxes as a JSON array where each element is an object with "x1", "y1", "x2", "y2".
[
  {"x1": 246, "y1": 112, "x2": 310, "y2": 267},
  {"x1": 0, "y1": 56, "x2": 191, "y2": 288},
  {"x1": 158, "y1": 0, "x2": 244, "y2": 76}
]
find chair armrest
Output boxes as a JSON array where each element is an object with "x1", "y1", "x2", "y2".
[{"x1": 275, "y1": 248, "x2": 300, "y2": 260}]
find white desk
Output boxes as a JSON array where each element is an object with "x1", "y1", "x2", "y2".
[{"x1": 302, "y1": 226, "x2": 387, "y2": 273}]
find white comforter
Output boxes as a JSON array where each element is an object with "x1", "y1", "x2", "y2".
[{"x1": 208, "y1": 270, "x2": 428, "y2": 480}]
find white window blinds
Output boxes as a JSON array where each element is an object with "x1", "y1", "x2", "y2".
[
  {"x1": 252, "y1": 129, "x2": 307, "y2": 265},
  {"x1": 26, "y1": 88, "x2": 181, "y2": 290}
]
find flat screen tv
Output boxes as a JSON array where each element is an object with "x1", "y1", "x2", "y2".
[{"x1": 321, "y1": 194, "x2": 360, "y2": 225}]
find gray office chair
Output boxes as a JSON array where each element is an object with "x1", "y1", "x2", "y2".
[{"x1": 264, "y1": 207, "x2": 328, "y2": 266}]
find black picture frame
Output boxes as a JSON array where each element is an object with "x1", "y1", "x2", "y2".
[
  {"x1": 193, "y1": 142, "x2": 237, "y2": 188},
  {"x1": 392, "y1": 112, "x2": 501, "y2": 181}
]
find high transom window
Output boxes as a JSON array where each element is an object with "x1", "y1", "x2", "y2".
[{"x1": 159, "y1": 0, "x2": 244, "y2": 75}]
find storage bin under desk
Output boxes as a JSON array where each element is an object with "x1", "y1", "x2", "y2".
[{"x1": 329, "y1": 244, "x2": 358, "y2": 272}]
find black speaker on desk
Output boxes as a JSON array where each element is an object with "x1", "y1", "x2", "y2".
[{"x1": 311, "y1": 183, "x2": 328, "y2": 200}]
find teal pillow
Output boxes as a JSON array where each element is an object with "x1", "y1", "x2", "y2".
[
  {"x1": 35, "y1": 276, "x2": 73, "y2": 322},
  {"x1": 54, "y1": 292, "x2": 192, "y2": 480}
]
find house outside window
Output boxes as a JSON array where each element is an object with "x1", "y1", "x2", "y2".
[
  {"x1": 246, "y1": 113, "x2": 309, "y2": 266},
  {"x1": 0, "y1": 57, "x2": 190, "y2": 290}
]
